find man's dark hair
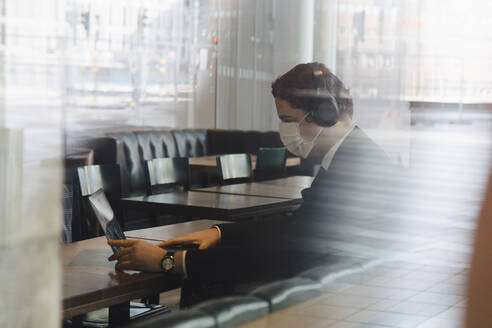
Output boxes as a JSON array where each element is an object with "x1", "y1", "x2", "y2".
[{"x1": 271, "y1": 62, "x2": 353, "y2": 120}]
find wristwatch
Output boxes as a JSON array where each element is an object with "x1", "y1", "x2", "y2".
[{"x1": 160, "y1": 253, "x2": 176, "y2": 273}]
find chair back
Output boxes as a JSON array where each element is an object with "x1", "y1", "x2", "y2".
[
  {"x1": 255, "y1": 147, "x2": 287, "y2": 180},
  {"x1": 144, "y1": 157, "x2": 190, "y2": 194},
  {"x1": 61, "y1": 184, "x2": 73, "y2": 243},
  {"x1": 217, "y1": 154, "x2": 253, "y2": 184},
  {"x1": 256, "y1": 147, "x2": 287, "y2": 171},
  {"x1": 76, "y1": 164, "x2": 121, "y2": 199}
]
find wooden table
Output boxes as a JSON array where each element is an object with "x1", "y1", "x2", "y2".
[
  {"x1": 63, "y1": 220, "x2": 225, "y2": 320},
  {"x1": 120, "y1": 191, "x2": 301, "y2": 221},
  {"x1": 126, "y1": 219, "x2": 226, "y2": 241},
  {"x1": 63, "y1": 237, "x2": 177, "y2": 320},
  {"x1": 189, "y1": 155, "x2": 301, "y2": 170},
  {"x1": 192, "y1": 182, "x2": 305, "y2": 200},
  {"x1": 257, "y1": 176, "x2": 314, "y2": 188},
  {"x1": 65, "y1": 147, "x2": 95, "y2": 167},
  {"x1": 42, "y1": 148, "x2": 94, "y2": 170}
]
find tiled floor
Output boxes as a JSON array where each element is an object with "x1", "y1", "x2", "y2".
[{"x1": 238, "y1": 122, "x2": 492, "y2": 328}]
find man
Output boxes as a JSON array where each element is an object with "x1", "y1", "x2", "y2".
[{"x1": 109, "y1": 62, "x2": 401, "y2": 304}]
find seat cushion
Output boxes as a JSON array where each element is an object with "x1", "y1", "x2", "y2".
[
  {"x1": 298, "y1": 258, "x2": 370, "y2": 286},
  {"x1": 193, "y1": 295, "x2": 269, "y2": 328},
  {"x1": 121, "y1": 309, "x2": 215, "y2": 328},
  {"x1": 250, "y1": 277, "x2": 322, "y2": 311}
]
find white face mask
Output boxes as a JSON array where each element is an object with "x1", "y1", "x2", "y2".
[{"x1": 279, "y1": 113, "x2": 324, "y2": 158}]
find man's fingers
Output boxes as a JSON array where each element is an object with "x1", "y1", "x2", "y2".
[
  {"x1": 160, "y1": 237, "x2": 194, "y2": 245},
  {"x1": 159, "y1": 237, "x2": 195, "y2": 247},
  {"x1": 119, "y1": 254, "x2": 132, "y2": 262},
  {"x1": 108, "y1": 239, "x2": 137, "y2": 247},
  {"x1": 115, "y1": 261, "x2": 133, "y2": 271},
  {"x1": 198, "y1": 242, "x2": 210, "y2": 250},
  {"x1": 108, "y1": 247, "x2": 133, "y2": 261}
]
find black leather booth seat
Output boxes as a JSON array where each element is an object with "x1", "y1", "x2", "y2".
[
  {"x1": 121, "y1": 309, "x2": 215, "y2": 328},
  {"x1": 118, "y1": 256, "x2": 382, "y2": 328},
  {"x1": 66, "y1": 128, "x2": 285, "y2": 197},
  {"x1": 250, "y1": 277, "x2": 322, "y2": 312},
  {"x1": 122, "y1": 296, "x2": 269, "y2": 328},
  {"x1": 64, "y1": 137, "x2": 117, "y2": 184},
  {"x1": 65, "y1": 137, "x2": 117, "y2": 166},
  {"x1": 193, "y1": 295, "x2": 269, "y2": 328},
  {"x1": 299, "y1": 257, "x2": 371, "y2": 286}
]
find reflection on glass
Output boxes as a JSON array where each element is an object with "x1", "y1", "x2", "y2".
[{"x1": 4, "y1": 0, "x2": 217, "y2": 129}]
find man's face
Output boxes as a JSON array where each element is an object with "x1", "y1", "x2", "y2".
[
  {"x1": 275, "y1": 98, "x2": 305, "y2": 123},
  {"x1": 275, "y1": 98, "x2": 322, "y2": 141}
]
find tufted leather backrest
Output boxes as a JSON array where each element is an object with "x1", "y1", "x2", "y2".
[
  {"x1": 260, "y1": 131, "x2": 283, "y2": 149},
  {"x1": 184, "y1": 129, "x2": 208, "y2": 157},
  {"x1": 170, "y1": 129, "x2": 208, "y2": 157},
  {"x1": 158, "y1": 131, "x2": 180, "y2": 157},
  {"x1": 240, "y1": 131, "x2": 263, "y2": 154},
  {"x1": 207, "y1": 129, "x2": 284, "y2": 156},
  {"x1": 171, "y1": 130, "x2": 190, "y2": 157},
  {"x1": 66, "y1": 137, "x2": 117, "y2": 165},
  {"x1": 106, "y1": 132, "x2": 147, "y2": 197},
  {"x1": 207, "y1": 130, "x2": 245, "y2": 155},
  {"x1": 135, "y1": 131, "x2": 155, "y2": 160},
  {"x1": 135, "y1": 130, "x2": 178, "y2": 159}
]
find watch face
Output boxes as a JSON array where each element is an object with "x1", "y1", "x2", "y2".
[{"x1": 162, "y1": 258, "x2": 174, "y2": 271}]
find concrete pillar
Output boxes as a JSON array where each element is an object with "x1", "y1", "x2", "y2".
[
  {"x1": 272, "y1": 0, "x2": 315, "y2": 77},
  {"x1": 270, "y1": 0, "x2": 315, "y2": 127},
  {"x1": 313, "y1": 0, "x2": 338, "y2": 72}
]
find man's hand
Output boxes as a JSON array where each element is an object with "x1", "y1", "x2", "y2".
[
  {"x1": 158, "y1": 228, "x2": 220, "y2": 250},
  {"x1": 108, "y1": 239, "x2": 166, "y2": 272}
]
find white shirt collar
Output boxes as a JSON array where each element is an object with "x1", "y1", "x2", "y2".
[{"x1": 321, "y1": 126, "x2": 355, "y2": 170}]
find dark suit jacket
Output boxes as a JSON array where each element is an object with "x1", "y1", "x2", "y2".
[{"x1": 185, "y1": 127, "x2": 403, "y2": 285}]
